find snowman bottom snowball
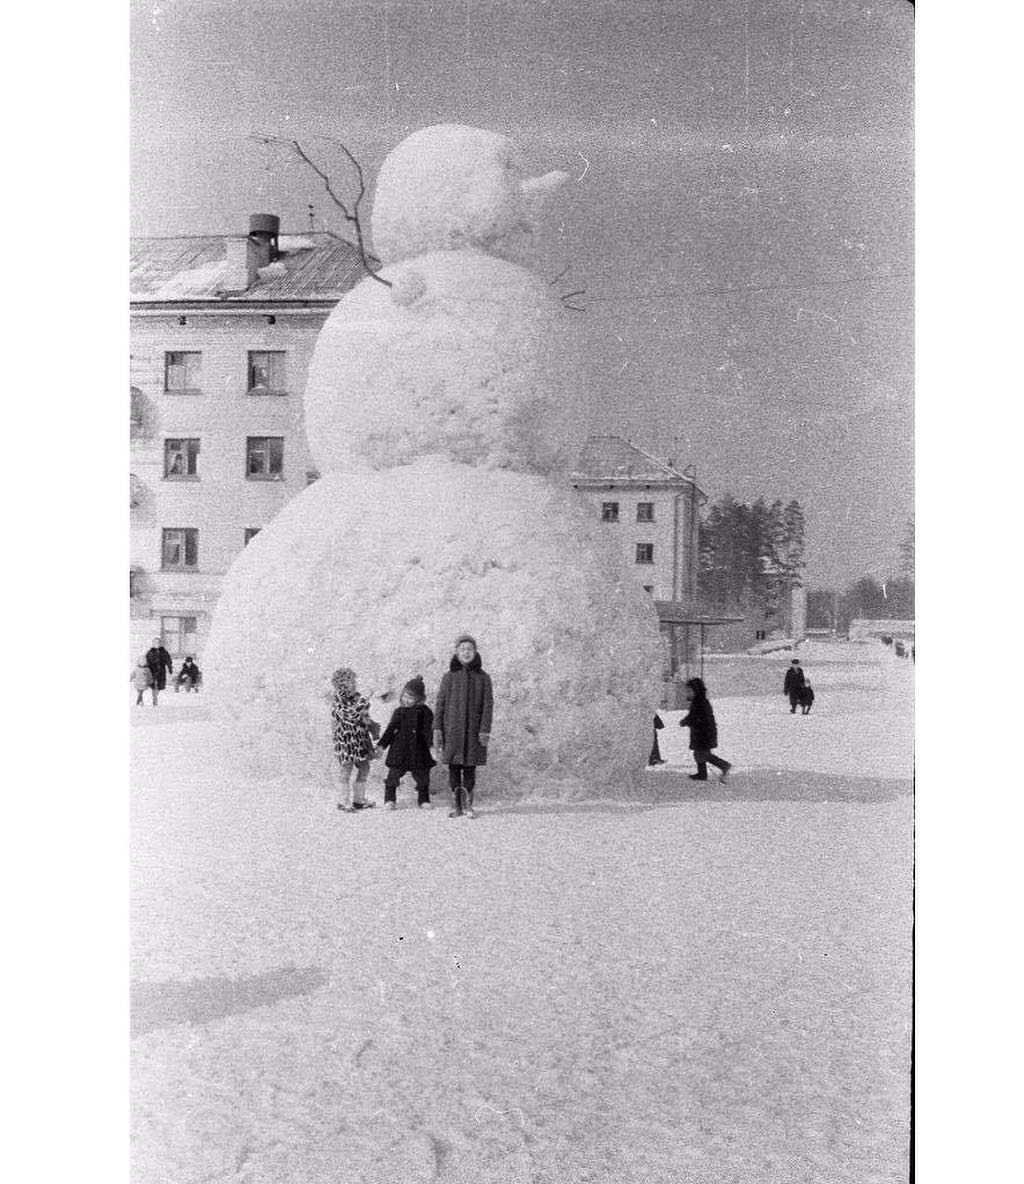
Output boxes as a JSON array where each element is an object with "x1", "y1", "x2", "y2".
[{"x1": 202, "y1": 461, "x2": 665, "y2": 797}]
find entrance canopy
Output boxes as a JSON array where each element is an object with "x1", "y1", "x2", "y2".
[{"x1": 654, "y1": 602, "x2": 745, "y2": 687}]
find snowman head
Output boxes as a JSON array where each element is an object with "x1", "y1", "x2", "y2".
[{"x1": 371, "y1": 124, "x2": 568, "y2": 265}]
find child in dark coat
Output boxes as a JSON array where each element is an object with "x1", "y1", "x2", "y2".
[
  {"x1": 679, "y1": 677, "x2": 732, "y2": 782},
  {"x1": 798, "y1": 681, "x2": 815, "y2": 714},
  {"x1": 378, "y1": 675, "x2": 436, "y2": 809}
]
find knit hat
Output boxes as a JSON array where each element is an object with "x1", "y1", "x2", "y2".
[
  {"x1": 402, "y1": 674, "x2": 426, "y2": 701},
  {"x1": 454, "y1": 633, "x2": 478, "y2": 649},
  {"x1": 331, "y1": 666, "x2": 357, "y2": 690}
]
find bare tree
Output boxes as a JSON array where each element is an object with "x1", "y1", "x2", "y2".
[{"x1": 249, "y1": 132, "x2": 392, "y2": 289}]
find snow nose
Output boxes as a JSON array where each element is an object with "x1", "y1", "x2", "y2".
[{"x1": 521, "y1": 169, "x2": 569, "y2": 197}]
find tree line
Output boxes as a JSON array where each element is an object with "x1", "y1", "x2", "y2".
[
  {"x1": 806, "y1": 517, "x2": 914, "y2": 633},
  {"x1": 698, "y1": 496, "x2": 806, "y2": 611}
]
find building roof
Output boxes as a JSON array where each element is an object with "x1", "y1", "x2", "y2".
[
  {"x1": 570, "y1": 435, "x2": 704, "y2": 495},
  {"x1": 130, "y1": 233, "x2": 368, "y2": 305}
]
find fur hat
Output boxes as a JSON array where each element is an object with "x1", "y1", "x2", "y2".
[
  {"x1": 331, "y1": 667, "x2": 357, "y2": 690},
  {"x1": 402, "y1": 674, "x2": 426, "y2": 701},
  {"x1": 454, "y1": 633, "x2": 478, "y2": 650}
]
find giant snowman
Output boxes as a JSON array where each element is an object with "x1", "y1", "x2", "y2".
[{"x1": 204, "y1": 125, "x2": 663, "y2": 798}]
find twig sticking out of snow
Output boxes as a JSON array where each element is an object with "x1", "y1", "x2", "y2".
[{"x1": 249, "y1": 132, "x2": 392, "y2": 289}]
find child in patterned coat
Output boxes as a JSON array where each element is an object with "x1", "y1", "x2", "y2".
[{"x1": 328, "y1": 667, "x2": 380, "y2": 812}]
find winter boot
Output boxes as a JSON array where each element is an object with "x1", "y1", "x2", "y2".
[
  {"x1": 719, "y1": 762, "x2": 732, "y2": 783},
  {"x1": 449, "y1": 787, "x2": 464, "y2": 818},
  {"x1": 464, "y1": 789, "x2": 476, "y2": 819}
]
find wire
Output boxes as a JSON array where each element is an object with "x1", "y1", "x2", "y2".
[{"x1": 586, "y1": 270, "x2": 913, "y2": 304}]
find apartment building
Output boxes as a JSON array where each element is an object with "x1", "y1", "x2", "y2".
[
  {"x1": 569, "y1": 435, "x2": 705, "y2": 602},
  {"x1": 130, "y1": 215, "x2": 366, "y2": 662}
]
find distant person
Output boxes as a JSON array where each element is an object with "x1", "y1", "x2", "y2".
[
  {"x1": 433, "y1": 635, "x2": 493, "y2": 819},
  {"x1": 175, "y1": 656, "x2": 201, "y2": 693},
  {"x1": 132, "y1": 659, "x2": 155, "y2": 707},
  {"x1": 798, "y1": 681, "x2": 815, "y2": 715},
  {"x1": 783, "y1": 658, "x2": 806, "y2": 713},
  {"x1": 327, "y1": 667, "x2": 378, "y2": 812},
  {"x1": 648, "y1": 713, "x2": 666, "y2": 767},
  {"x1": 378, "y1": 675, "x2": 436, "y2": 810},
  {"x1": 894, "y1": 641, "x2": 906, "y2": 659},
  {"x1": 144, "y1": 637, "x2": 173, "y2": 706},
  {"x1": 679, "y1": 678, "x2": 732, "y2": 782}
]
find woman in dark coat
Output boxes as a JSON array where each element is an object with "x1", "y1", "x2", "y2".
[
  {"x1": 433, "y1": 634, "x2": 493, "y2": 819},
  {"x1": 378, "y1": 675, "x2": 436, "y2": 809},
  {"x1": 679, "y1": 677, "x2": 732, "y2": 782}
]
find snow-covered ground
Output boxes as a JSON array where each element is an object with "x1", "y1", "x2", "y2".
[{"x1": 131, "y1": 646, "x2": 913, "y2": 1183}]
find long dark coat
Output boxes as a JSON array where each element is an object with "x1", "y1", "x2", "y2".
[
  {"x1": 379, "y1": 704, "x2": 436, "y2": 770},
  {"x1": 434, "y1": 653, "x2": 493, "y2": 766},
  {"x1": 783, "y1": 666, "x2": 806, "y2": 696},
  {"x1": 145, "y1": 645, "x2": 173, "y2": 691},
  {"x1": 680, "y1": 693, "x2": 718, "y2": 751}
]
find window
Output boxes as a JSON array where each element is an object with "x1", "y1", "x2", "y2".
[
  {"x1": 161, "y1": 528, "x2": 199, "y2": 570},
  {"x1": 635, "y1": 543, "x2": 654, "y2": 564},
  {"x1": 129, "y1": 569, "x2": 142, "y2": 599},
  {"x1": 246, "y1": 436, "x2": 284, "y2": 479},
  {"x1": 306, "y1": 469, "x2": 320, "y2": 485},
  {"x1": 244, "y1": 527, "x2": 261, "y2": 545},
  {"x1": 164, "y1": 351, "x2": 202, "y2": 394},
  {"x1": 248, "y1": 351, "x2": 287, "y2": 393},
  {"x1": 637, "y1": 502, "x2": 655, "y2": 522},
  {"x1": 755, "y1": 630, "x2": 767, "y2": 641},
  {"x1": 601, "y1": 501, "x2": 620, "y2": 522},
  {"x1": 164, "y1": 438, "x2": 200, "y2": 478},
  {"x1": 161, "y1": 615, "x2": 198, "y2": 657}
]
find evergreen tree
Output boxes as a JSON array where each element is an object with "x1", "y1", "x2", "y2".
[{"x1": 781, "y1": 500, "x2": 806, "y2": 585}]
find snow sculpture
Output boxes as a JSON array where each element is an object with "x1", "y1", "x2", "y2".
[{"x1": 205, "y1": 124, "x2": 663, "y2": 797}]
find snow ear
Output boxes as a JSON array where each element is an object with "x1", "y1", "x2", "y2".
[{"x1": 390, "y1": 269, "x2": 427, "y2": 307}]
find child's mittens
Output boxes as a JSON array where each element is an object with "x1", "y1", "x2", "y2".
[{"x1": 478, "y1": 733, "x2": 490, "y2": 746}]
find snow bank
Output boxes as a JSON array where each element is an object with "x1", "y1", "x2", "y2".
[
  {"x1": 303, "y1": 251, "x2": 584, "y2": 476},
  {"x1": 203, "y1": 462, "x2": 663, "y2": 797},
  {"x1": 370, "y1": 124, "x2": 567, "y2": 265},
  {"x1": 150, "y1": 259, "x2": 228, "y2": 299}
]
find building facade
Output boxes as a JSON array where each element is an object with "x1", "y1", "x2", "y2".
[
  {"x1": 569, "y1": 436, "x2": 705, "y2": 602},
  {"x1": 130, "y1": 217, "x2": 366, "y2": 662}
]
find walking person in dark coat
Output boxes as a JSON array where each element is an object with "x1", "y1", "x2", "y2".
[
  {"x1": 433, "y1": 635, "x2": 493, "y2": 819},
  {"x1": 798, "y1": 681, "x2": 815, "y2": 714},
  {"x1": 145, "y1": 636, "x2": 173, "y2": 706},
  {"x1": 679, "y1": 677, "x2": 732, "y2": 782},
  {"x1": 783, "y1": 658, "x2": 805, "y2": 713},
  {"x1": 378, "y1": 675, "x2": 436, "y2": 809}
]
